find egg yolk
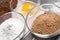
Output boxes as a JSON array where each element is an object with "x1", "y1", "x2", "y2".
[
  {"x1": 22, "y1": 2, "x2": 34, "y2": 11},
  {"x1": 19, "y1": 2, "x2": 35, "y2": 16}
]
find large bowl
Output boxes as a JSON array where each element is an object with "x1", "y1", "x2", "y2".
[
  {"x1": 26, "y1": 4, "x2": 60, "y2": 38},
  {"x1": 0, "y1": 12, "x2": 25, "y2": 40}
]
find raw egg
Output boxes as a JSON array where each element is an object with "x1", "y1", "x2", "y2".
[{"x1": 18, "y1": 2, "x2": 35, "y2": 16}]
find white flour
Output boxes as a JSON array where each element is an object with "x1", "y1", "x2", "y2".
[{"x1": 0, "y1": 18, "x2": 24, "y2": 40}]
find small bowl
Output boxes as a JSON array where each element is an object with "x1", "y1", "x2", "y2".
[{"x1": 13, "y1": 0, "x2": 36, "y2": 17}]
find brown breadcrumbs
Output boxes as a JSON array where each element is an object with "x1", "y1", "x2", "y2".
[
  {"x1": 32, "y1": 11, "x2": 60, "y2": 34},
  {"x1": 0, "y1": 0, "x2": 17, "y2": 16}
]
